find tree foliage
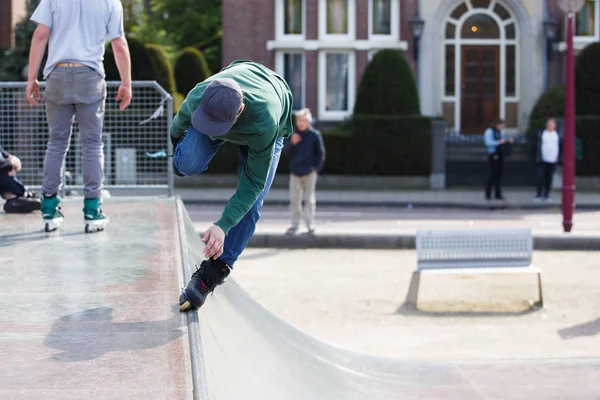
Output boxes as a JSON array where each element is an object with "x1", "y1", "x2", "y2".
[{"x1": 575, "y1": 42, "x2": 600, "y2": 115}]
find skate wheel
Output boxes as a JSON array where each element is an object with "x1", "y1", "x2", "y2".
[
  {"x1": 85, "y1": 224, "x2": 91, "y2": 234},
  {"x1": 179, "y1": 300, "x2": 192, "y2": 312},
  {"x1": 44, "y1": 223, "x2": 51, "y2": 233}
]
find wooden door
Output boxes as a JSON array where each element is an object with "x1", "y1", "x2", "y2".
[{"x1": 460, "y1": 46, "x2": 499, "y2": 134}]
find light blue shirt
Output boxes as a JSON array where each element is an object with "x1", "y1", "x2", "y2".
[
  {"x1": 31, "y1": 0, "x2": 124, "y2": 78},
  {"x1": 484, "y1": 128, "x2": 504, "y2": 154}
]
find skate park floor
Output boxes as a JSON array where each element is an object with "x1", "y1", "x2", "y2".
[
  {"x1": 1, "y1": 196, "x2": 599, "y2": 399},
  {"x1": 0, "y1": 197, "x2": 193, "y2": 399}
]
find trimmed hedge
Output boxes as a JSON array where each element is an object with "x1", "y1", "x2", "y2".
[
  {"x1": 527, "y1": 116, "x2": 600, "y2": 176},
  {"x1": 205, "y1": 115, "x2": 433, "y2": 176},
  {"x1": 145, "y1": 43, "x2": 176, "y2": 97},
  {"x1": 174, "y1": 47, "x2": 211, "y2": 96},
  {"x1": 575, "y1": 42, "x2": 600, "y2": 115},
  {"x1": 529, "y1": 85, "x2": 564, "y2": 121},
  {"x1": 353, "y1": 50, "x2": 420, "y2": 116},
  {"x1": 104, "y1": 36, "x2": 155, "y2": 82}
]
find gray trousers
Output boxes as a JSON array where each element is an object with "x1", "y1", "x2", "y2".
[
  {"x1": 289, "y1": 172, "x2": 317, "y2": 230},
  {"x1": 42, "y1": 66, "x2": 106, "y2": 199}
]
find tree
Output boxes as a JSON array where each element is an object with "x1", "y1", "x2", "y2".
[
  {"x1": 529, "y1": 85, "x2": 565, "y2": 121},
  {"x1": 145, "y1": 43, "x2": 176, "y2": 95},
  {"x1": 575, "y1": 42, "x2": 600, "y2": 115},
  {"x1": 174, "y1": 47, "x2": 211, "y2": 96},
  {"x1": 0, "y1": 0, "x2": 44, "y2": 81},
  {"x1": 353, "y1": 50, "x2": 420, "y2": 116},
  {"x1": 103, "y1": 36, "x2": 155, "y2": 82}
]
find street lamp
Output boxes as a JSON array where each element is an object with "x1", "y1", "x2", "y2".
[
  {"x1": 543, "y1": 17, "x2": 558, "y2": 62},
  {"x1": 556, "y1": 0, "x2": 584, "y2": 233},
  {"x1": 409, "y1": 13, "x2": 425, "y2": 63}
]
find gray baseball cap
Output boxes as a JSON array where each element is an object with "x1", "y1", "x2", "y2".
[{"x1": 191, "y1": 78, "x2": 244, "y2": 137}]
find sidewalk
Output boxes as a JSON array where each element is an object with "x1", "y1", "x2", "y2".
[{"x1": 177, "y1": 187, "x2": 600, "y2": 210}]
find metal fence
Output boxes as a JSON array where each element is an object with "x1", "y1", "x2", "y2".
[{"x1": 0, "y1": 81, "x2": 173, "y2": 196}]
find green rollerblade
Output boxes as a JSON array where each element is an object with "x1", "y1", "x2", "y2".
[
  {"x1": 41, "y1": 196, "x2": 64, "y2": 232},
  {"x1": 83, "y1": 197, "x2": 109, "y2": 234}
]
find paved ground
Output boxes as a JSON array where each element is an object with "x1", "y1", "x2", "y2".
[
  {"x1": 177, "y1": 186, "x2": 600, "y2": 209},
  {"x1": 186, "y1": 204, "x2": 600, "y2": 238},
  {"x1": 233, "y1": 248, "x2": 600, "y2": 362},
  {"x1": 0, "y1": 198, "x2": 193, "y2": 399}
]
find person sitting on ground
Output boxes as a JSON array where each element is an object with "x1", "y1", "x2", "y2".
[
  {"x1": 283, "y1": 108, "x2": 326, "y2": 237},
  {"x1": 534, "y1": 118, "x2": 562, "y2": 202},
  {"x1": 0, "y1": 146, "x2": 41, "y2": 213}
]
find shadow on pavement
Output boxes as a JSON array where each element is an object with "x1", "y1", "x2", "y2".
[
  {"x1": 557, "y1": 317, "x2": 600, "y2": 340},
  {"x1": 44, "y1": 305, "x2": 185, "y2": 362},
  {"x1": 395, "y1": 301, "x2": 542, "y2": 318}
]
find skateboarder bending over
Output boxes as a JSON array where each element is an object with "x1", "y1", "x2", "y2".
[
  {"x1": 172, "y1": 60, "x2": 293, "y2": 311},
  {"x1": 26, "y1": 0, "x2": 132, "y2": 232}
]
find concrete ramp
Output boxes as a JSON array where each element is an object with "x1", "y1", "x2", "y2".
[{"x1": 176, "y1": 200, "x2": 600, "y2": 400}]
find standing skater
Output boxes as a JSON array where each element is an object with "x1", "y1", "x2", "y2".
[
  {"x1": 534, "y1": 118, "x2": 562, "y2": 202},
  {"x1": 172, "y1": 60, "x2": 293, "y2": 311},
  {"x1": 484, "y1": 118, "x2": 513, "y2": 201},
  {"x1": 26, "y1": 0, "x2": 132, "y2": 232},
  {"x1": 283, "y1": 108, "x2": 326, "y2": 236}
]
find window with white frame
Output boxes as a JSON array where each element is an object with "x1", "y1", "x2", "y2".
[
  {"x1": 368, "y1": 0, "x2": 399, "y2": 39},
  {"x1": 275, "y1": 0, "x2": 305, "y2": 39},
  {"x1": 319, "y1": 0, "x2": 356, "y2": 40},
  {"x1": 275, "y1": 52, "x2": 305, "y2": 110},
  {"x1": 575, "y1": 0, "x2": 599, "y2": 39},
  {"x1": 318, "y1": 51, "x2": 355, "y2": 119}
]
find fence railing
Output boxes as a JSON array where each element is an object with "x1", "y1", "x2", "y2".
[{"x1": 0, "y1": 81, "x2": 173, "y2": 196}]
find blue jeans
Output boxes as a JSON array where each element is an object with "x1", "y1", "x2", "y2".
[
  {"x1": 173, "y1": 126, "x2": 283, "y2": 267},
  {"x1": 0, "y1": 173, "x2": 26, "y2": 198}
]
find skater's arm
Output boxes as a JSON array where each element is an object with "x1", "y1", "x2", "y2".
[
  {"x1": 0, "y1": 148, "x2": 12, "y2": 173},
  {"x1": 215, "y1": 138, "x2": 275, "y2": 234},
  {"x1": 25, "y1": 22, "x2": 50, "y2": 105}
]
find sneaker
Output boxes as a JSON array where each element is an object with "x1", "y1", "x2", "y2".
[
  {"x1": 307, "y1": 229, "x2": 316, "y2": 237},
  {"x1": 179, "y1": 258, "x2": 231, "y2": 311},
  {"x1": 543, "y1": 196, "x2": 552, "y2": 203},
  {"x1": 3, "y1": 196, "x2": 41, "y2": 213},
  {"x1": 533, "y1": 196, "x2": 543, "y2": 203},
  {"x1": 285, "y1": 227, "x2": 298, "y2": 235}
]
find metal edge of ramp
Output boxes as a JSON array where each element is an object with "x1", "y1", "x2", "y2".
[{"x1": 176, "y1": 196, "x2": 210, "y2": 400}]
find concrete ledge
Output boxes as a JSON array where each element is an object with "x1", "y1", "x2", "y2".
[{"x1": 241, "y1": 233, "x2": 600, "y2": 251}]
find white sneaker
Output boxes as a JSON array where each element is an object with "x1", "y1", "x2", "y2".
[{"x1": 533, "y1": 197, "x2": 543, "y2": 203}]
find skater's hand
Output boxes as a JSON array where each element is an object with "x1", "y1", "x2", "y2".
[
  {"x1": 116, "y1": 83, "x2": 132, "y2": 111},
  {"x1": 203, "y1": 224, "x2": 225, "y2": 259},
  {"x1": 26, "y1": 79, "x2": 40, "y2": 105},
  {"x1": 290, "y1": 133, "x2": 302, "y2": 145},
  {"x1": 9, "y1": 156, "x2": 21, "y2": 173}
]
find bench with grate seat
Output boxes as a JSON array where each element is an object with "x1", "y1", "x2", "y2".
[{"x1": 405, "y1": 228, "x2": 543, "y2": 308}]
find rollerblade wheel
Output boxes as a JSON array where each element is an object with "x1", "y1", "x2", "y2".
[
  {"x1": 44, "y1": 223, "x2": 51, "y2": 233},
  {"x1": 179, "y1": 300, "x2": 192, "y2": 312},
  {"x1": 85, "y1": 224, "x2": 91, "y2": 234}
]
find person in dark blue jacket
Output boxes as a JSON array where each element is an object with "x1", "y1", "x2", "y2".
[
  {"x1": 283, "y1": 108, "x2": 326, "y2": 236},
  {"x1": 0, "y1": 146, "x2": 41, "y2": 213}
]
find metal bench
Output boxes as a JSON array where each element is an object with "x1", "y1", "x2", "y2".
[{"x1": 406, "y1": 228, "x2": 543, "y2": 308}]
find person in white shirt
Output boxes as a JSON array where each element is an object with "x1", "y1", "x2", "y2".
[{"x1": 534, "y1": 118, "x2": 562, "y2": 202}]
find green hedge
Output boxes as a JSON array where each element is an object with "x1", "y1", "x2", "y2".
[
  {"x1": 145, "y1": 43, "x2": 176, "y2": 97},
  {"x1": 528, "y1": 116, "x2": 600, "y2": 176},
  {"x1": 104, "y1": 36, "x2": 155, "y2": 82},
  {"x1": 174, "y1": 47, "x2": 211, "y2": 96},
  {"x1": 575, "y1": 42, "x2": 600, "y2": 115},
  {"x1": 205, "y1": 115, "x2": 432, "y2": 176},
  {"x1": 353, "y1": 50, "x2": 420, "y2": 116}
]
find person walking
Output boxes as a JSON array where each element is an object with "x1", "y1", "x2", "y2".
[
  {"x1": 26, "y1": 0, "x2": 132, "y2": 232},
  {"x1": 534, "y1": 118, "x2": 562, "y2": 202},
  {"x1": 171, "y1": 60, "x2": 293, "y2": 311},
  {"x1": 284, "y1": 108, "x2": 326, "y2": 237},
  {"x1": 0, "y1": 146, "x2": 41, "y2": 213},
  {"x1": 484, "y1": 118, "x2": 513, "y2": 201}
]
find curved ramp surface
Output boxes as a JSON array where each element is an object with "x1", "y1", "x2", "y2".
[{"x1": 178, "y1": 201, "x2": 600, "y2": 400}]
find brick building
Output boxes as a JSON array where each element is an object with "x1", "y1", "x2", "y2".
[
  {"x1": 0, "y1": 0, "x2": 26, "y2": 49},
  {"x1": 223, "y1": 0, "x2": 599, "y2": 134}
]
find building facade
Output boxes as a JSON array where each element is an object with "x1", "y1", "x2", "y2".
[
  {"x1": 0, "y1": 0, "x2": 26, "y2": 49},
  {"x1": 223, "y1": 0, "x2": 599, "y2": 134}
]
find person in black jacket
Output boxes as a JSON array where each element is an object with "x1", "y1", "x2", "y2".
[
  {"x1": 534, "y1": 118, "x2": 562, "y2": 202},
  {"x1": 0, "y1": 147, "x2": 41, "y2": 213},
  {"x1": 283, "y1": 108, "x2": 326, "y2": 236}
]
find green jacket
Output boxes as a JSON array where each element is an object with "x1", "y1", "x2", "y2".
[{"x1": 171, "y1": 60, "x2": 294, "y2": 234}]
